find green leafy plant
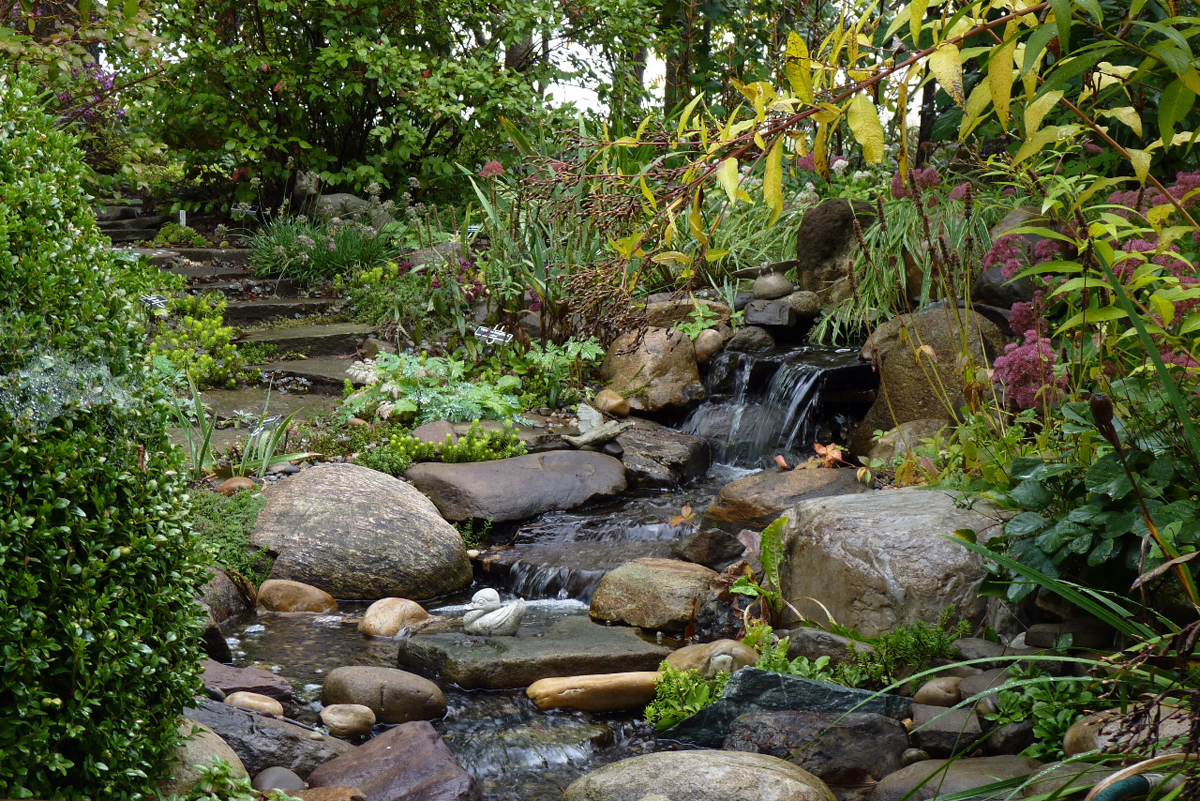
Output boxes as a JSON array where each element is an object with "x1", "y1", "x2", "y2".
[
  {"x1": 455, "y1": 518, "x2": 493, "y2": 549},
  {"x1": 145, "y1": 222, "x2": 208, "y2": 248},
  {"x1": 440, "y1": 421, "x2": 526, "y2": 463},
  {"x1": 249, "y1": 216, "x2": 402, "y2": 285},
  {"x1": 155, "y1": 358, "x2": 219, "y2": 481},
  {"x1": 150, "y1": 292, "x2": 250, "y2": 390},
  {"x1": 168, "y1": 754, "x2": 302, "y2": 801},
  {"x1": 729, "y1": 516, "x2": 791, "y2": 623},
  {"x1": 984, "y1": 666, "x2": 1098, "y2": 762},
  {"x1": 342, "y1": 352, "x2": 524, "y2": 425},
  {"x1": 0, "y1": 72, "x2": 206, "y2": 798},
  {"x1": 672, "y1": 302, "x2": 721, "y2": 340},
  {"x1": 191, "y1": 490, "x2": 272, "y2": 586},
  {"x1": 644, "y1": 662, "x2": 732, "y2": 731}
]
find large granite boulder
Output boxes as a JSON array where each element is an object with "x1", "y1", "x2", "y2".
[
  {"x1": 307, "y1": 721, "x2": 480, "y2": 801},
  {"x1": 599, "y1": 328, "x2": 706, "y2": 414},
  {"x1": 251, "y1": 463, "x2": 471, "y2": 600},
  {"x1": 723, "y1": 710, "x2": 911, "y2": 789},
  {"x1": 794, "y1": 199, "x2": 876, "y2": 305},
  {"x1": 405, "y1": 451, "x2": 626, "y2": 522},
  {"x1": 663, "y1": 669, "x2": 911, "y2": 748},
  {"x1": 873, "y1": 756, "x2": 1043, "y2": 801},
  {"x1": 779, "y1": 488, "x2": 998, "y2": 637},
  {"x1": 851, "y1": 307, "x2": 1007, "y2": 456},
  {"x1": 185, "y1": 699, "x2": 356, "y2": 779},
  {"x1": 615, "y1": 419, "x2": 710, "y2": 489},
  {"x1": 563, "y1": 750, "x2": 836, "y2": 801},
  {"x1": 589, "y1": 558, "x2": 717, "y2": 632},
  {"x1": 703, "y1": 468, "x2": 868, "y2": 532},
  {"x1": 322, "y1": 666, "x2": 447, "y2": 725},
  {"x1": 644, "y1": 298, "x2": 732, "y2": 328},
  {"x1": 395, "y1": 616, "x2": 672, "y2": 690}
]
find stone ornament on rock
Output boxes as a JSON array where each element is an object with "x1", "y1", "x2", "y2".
[{"x1": 462, "y1": 589, "x2": 526, "y2": 636}]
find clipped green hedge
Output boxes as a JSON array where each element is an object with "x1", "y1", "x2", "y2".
[{"x1": 0, "y1": 72, "x2": 207, "y2": 798}]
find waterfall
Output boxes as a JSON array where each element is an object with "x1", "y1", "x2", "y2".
[{"x1": 684, "y1": 347, "x2": 863, "y2": 467}]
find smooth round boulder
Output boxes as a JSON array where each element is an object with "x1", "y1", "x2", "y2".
[
  {"x1": 527, "y1": 672, "x2": 660, "y2": 713},
  {"x1": 666, "y1": 639, "x2": 758, "y2": 678},
  {"x1": 598, "y1": 327, "x2": 706, "y2": 414},
  {"x1": 251, "y1": 463, "x2": 472, "y2": 600},
  {"x1": 593, "y1": 389, "x2": 632, "y2": 416},
  {"x1": 225, "y1": 691, "x2": 285, "y2": 717},
  {"x1": 358, "y1": 598, "x2": 429, "y2": 637},
  {"x1": 320, "y1": 704, "x2": 376, "y2": 739},
  {"x1": 158, "y1": 721, "x2": 248, "y2": 797},
  {"x1": 216, "y1": 476, "x2": 257, "y2": 497},
  {"x1": 753, "y1": 273, "x2": 795, "y2": 299},
  {"x1": 703, "y1": 468, "x2": 868, "y2": 532},
  {"x1": 257, "y1": 579, "x2": 338, "y2": 614},
  {"x1": 563, "y1": 750, "x2": 836, "y2": 801},
  {"x1": 913, "y1": 676, "x2": 962, "y2": 707},
  {"x1": 873, "y1": 756, "x2": 1042, "y2": 801},
  {"x1": 252, "y1": 766, "x2": 306, "y2": 791},
  {"x1": 321, "y1": 666, "x2": 446, "y2": 724},
  {"x1": 693, "y1": 328, "x2": 727, "y2": 365},
  {"x1": 589, "y1": 558, "x2": 718, "y2": 632}
]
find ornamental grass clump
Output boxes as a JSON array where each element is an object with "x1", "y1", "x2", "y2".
[{"x1": 0, "y1": 71, "x2": 207, "y2": 799}]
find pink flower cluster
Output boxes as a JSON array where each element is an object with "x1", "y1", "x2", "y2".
[
  {"x1": 1008, "y1": 290, "x2": 1046, "y2": 335},
  {"x1": 1111, "y1": 237, "x2": 1190, "y2": 280},
  {"x1": 993, "y1": 331, "x2": 1066, "y2": 410},
  {"x1": 1107, "y1": 170, "x2": 1200, "y2": 220},
  {"x1": 479, "y1": 160, "x2": 505, "y2": 178},
  {"x1": 984, "y1": 234, "x2": 1028, "y2": 281},
  {"x1": 890, "y1": 167, "x2": 942, "y2": 199}
]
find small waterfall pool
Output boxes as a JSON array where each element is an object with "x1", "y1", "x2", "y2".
[{"x1": 222, "y1": 344, "x2": 877, "y2": 798}]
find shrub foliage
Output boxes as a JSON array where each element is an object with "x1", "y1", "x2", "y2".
[{"x1": 0, "y1": 73, "x2": 207, "y2": 799}]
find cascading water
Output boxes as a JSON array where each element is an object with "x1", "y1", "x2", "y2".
[{"x1": 683, "y1": 346, "x2": 869, "y2": 467}]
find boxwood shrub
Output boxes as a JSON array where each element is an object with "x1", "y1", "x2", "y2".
[{"x1": 0, "y1": 72, "x2": 208, "y2": 798}]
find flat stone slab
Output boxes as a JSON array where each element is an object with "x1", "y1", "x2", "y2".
[
  {"x1": 395, "y1": 615, "x2": 673, "y2": 689},
  {"x1": 663, "y1": 668, "x2": 912, "y2": 747},
  {"x1": 258, "y1": 357, "x2": 366, "y2": 393},
  {"x1": 405, "y1": 450, "x2": 627, "y2": 522},
  {"x1": 238, "y1": 322, "x2": 374, "y2": 357},
  {"x1": 169, "y1": 389, "x2": 339, "y2": 454},
  {"x1": 225, "y1": 298, "x2": 335, "y2": 324}
]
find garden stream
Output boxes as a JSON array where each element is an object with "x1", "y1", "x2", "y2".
[{"x1": 225, "y1": 345, "x2": 871, "y2": 799}]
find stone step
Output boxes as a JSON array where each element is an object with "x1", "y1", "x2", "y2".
[
  {"x1": 168, "y1": 388, "x2": 341, "y2": 454},
  {"x1": 98, "y1": 213, "x2": 169, "y2": 231},
  {"x1": 105, "y1": 228, "x2": 159, "y2": 244},
  {"x1": 237, "y1": 322, "x2": 372, "y2": 358},
  {"x1": 199, "y1": 278, "x2": 302, "y2": 298},
  {"x1": 257, "y1": 356, "x2": 366, "y2": 393},
  {"x1": 171, "y1": 248, "x2": 251, "y2": 266},
  {"x1": 168, "y1": 264, "x2": 253, "y2": 282},
  {"x1": 224, "y1": 298, "x2": 334, "y2": 324}
]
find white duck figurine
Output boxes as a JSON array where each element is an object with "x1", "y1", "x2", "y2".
[{"x1": 463, "y1": 588, "x2": 526, "y2": 636}]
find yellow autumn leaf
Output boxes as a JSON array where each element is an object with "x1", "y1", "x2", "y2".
[
  {"x1": 785, "y1": 32, "x2": 813, "y2": 104},
  {"x1": 1102, "y1": 106, "x2": 1142, "y2": 137},
  {"x1": 960, "y1": 82, "x2": 993, "y2": 140},
  {"x1": 716, "y1": 157, "x2": 740, "y2": 204},
  {"x1": 929, "y1": 43, "x2": 965, "y2": 108},
  {"x1": 764, "y1": 136, "x2": 784, "y2": 227},
  {"x1": 847, "y1": 94, "x2": 885, "y2": 163},
  {"x1": 1127, "y1": 149, "x2": 1151, "y2": 183},
  {"x1": 705, "y1": 249, "x2": 731, "y2": 262},
  {"x1": 1024, "y1": 89, "x2": 1062, "y2": 135},
  {"x1": 989, "y1": 23, "x2": 1017, "y2": 127},
  {"x1": 909, "y1": 0, "x2": 929, "y2": 45},
  {"x1": 1013, "y1": 125, "x2": 1063, "y2": 164}
]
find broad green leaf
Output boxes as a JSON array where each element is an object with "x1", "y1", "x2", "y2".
[
  {"x1": 785, "y1": 32, "x2": 813, "y2": 104},
  {"x1": 677, "y1": 94, "x2": 704, "y2": 139},
  {"x1": 929, "y1": 43, "x2": 965, "y2": 107},
  {"x1": 1013, "y1": 125, "x2": 1064, "y2": 164},
  {"x1": 1159, "y1": 79, "x2": 1196, "y2": 145},
  {"x1": 1054, "y1": 304, "x2": 1129, "y2": 334},
  {"x1": 1151, "y1": 293, "x2": 1176, "y2": 325},
  {"x1": 1020, "y1": 25, "x2": 1058, "y2": 80},
  {"x1": 847, "y1": 94, "x2": 885, "y2": 163},
  {"x1": 1048, "y1": 0, "x2": 1072, "y2": 54}
]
